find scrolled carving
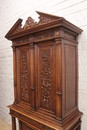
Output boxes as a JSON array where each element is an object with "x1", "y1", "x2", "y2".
[
  {"x1": 34, "y1": 29, "x2": 54, "y2": 42},
  {"x1": 38, "y1": 16, "x2": 51, "y2": 25},
  {"x1": 23, "y1": 17, "x2": 37, "y2": 29}
]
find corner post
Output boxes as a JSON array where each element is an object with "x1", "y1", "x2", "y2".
[
  {"x1": 55, "y1": 38, "x2": 62, "y2": 120},
  {"x1": 12, "y1": 116, "x2": 16, "y2": 130},
  {"x1": 19, "y1": 120, "x2": 22, "y2": 130}
]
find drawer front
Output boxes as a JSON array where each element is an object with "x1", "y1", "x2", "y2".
[
  {"x1": 22, "y1": 123, "x2": 33, "y2": 130},
  {"x1": 21, "y1": 122, "x2": 54, "y2": 130}
]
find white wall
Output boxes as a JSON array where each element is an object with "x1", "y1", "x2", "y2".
[{"x1": 0, "y1": 0, "x2": 87, "y2": 129}]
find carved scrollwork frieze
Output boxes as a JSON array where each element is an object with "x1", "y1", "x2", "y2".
[
  {"x1": 13, "y1": 37, "x2": 29, "y2": 44},
  {"x1": 12, "y1": 29, "x2": 60, "y2": 46},
  {"x1": 34, "y1": 29, "x2": 55, "y2": 42},
  {"x1": 12, "y1": 35, "x2": 33, "y2": 46}
]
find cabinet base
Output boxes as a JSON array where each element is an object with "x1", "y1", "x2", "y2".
[{"x1": 9, "y1": 105, "x2": 82, "y2": 130}]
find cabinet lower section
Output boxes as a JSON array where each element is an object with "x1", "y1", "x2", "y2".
[
  {"x1": 12, "y1": 118, "x2": 82, "y2": 130},
  {"x1": 9, "y1": 105, "x2": 82, "y2": 130},
  {"x1": 19, "y1": 121, "x2": 81, "y2": 130}
]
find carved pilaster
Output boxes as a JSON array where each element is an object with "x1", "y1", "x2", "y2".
[
  {"x1": 55, "y1": 38, "x2": 62, "y2": 45},
  {"x1": 55, "y1": 30, "x2": 60, "y2": 38},
  {"x1": 12, "y1": 46, "x2": 16, "y2": 51},
  {"x1": 12, "y1": 46, "x2": 17, "y2": 104},
  {"x1": 55, "y1": 41, "x2": 62, "y2": 119}
]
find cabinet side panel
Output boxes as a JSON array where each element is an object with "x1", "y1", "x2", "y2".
[{"x1": 64, "y1": 45, "x2": 76, "y2": 112}]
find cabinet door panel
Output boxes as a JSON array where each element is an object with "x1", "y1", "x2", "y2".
[
  {"x1": 16, "y1": 45, "x2": 35, "y2": 108},
  {"x1": 37, "y1": 42, "x2": 56, "y2": 113}
]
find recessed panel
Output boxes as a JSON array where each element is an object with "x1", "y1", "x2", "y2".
[
  {"x1": 20, "y1": 50, "x2": 29, "y2": 102},
  {"x1": 64, "y1": 45, "x2": 76, "y2": 112}
]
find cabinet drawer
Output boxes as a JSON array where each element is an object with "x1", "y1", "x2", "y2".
[
  {"x1": 21, "y1": 121, "x2": 54, "y2": 130},
  {"x1": 22, "y1": 123, "x2": 35, "y2": 130}
]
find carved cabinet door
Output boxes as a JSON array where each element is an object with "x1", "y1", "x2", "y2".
[
  {"x1": 16, "y1": 45, "x2": 35, "y2": 109},
  {"x1": 36, "y1": 42, "x2": 56, "y2": 115}
]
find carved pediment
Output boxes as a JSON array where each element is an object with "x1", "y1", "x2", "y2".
[
  {"x1": 36, "y1": 11, "x2": 62, "y2": 24},
  {"x1": 5, "y1": 11, "x2": 63, "y2": 39},
  {"x1": 5, "y1": 11, "x2": 82, "y2": 40},
  {"x1": 15, "y1": 11, "x2": 62, "y2": 32},
  {"x1": 22, "y1": 11, "x2": 62, "y2": 30}
]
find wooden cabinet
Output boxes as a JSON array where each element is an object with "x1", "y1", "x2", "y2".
[{"x1": 5, "y1": 11, "x2": 83, "y2": 130}]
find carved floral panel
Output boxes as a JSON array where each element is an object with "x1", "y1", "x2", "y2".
[
  {"x1": 39, "y1": 47, "x2": 53, "y2": 110},
  {"x1": 20, "y1": 50, "x2": 29, "y2": 102}
]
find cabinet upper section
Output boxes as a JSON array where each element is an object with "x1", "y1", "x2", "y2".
[{"x1": 5, "y1": 11, "x2": 82, "y2": 41}]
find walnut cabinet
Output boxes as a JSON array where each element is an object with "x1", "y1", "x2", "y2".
[{"x1": 5, "y1": 11, "x2": 83, "y2": 130}]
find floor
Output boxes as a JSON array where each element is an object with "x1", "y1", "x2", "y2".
[{"x1": 0, "y1": 119, "x2": 11, "y2": 130}]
